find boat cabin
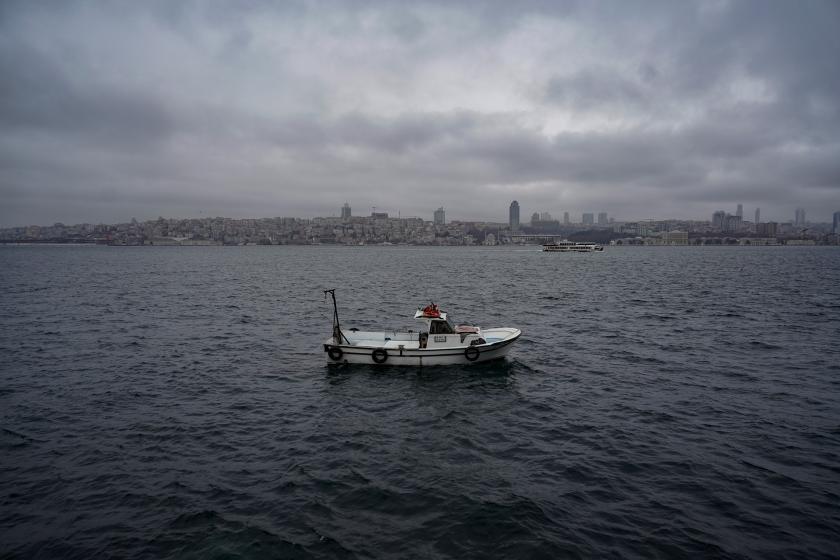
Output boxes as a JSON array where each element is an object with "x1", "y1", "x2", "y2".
[
  {"x1": 335, "y1": 304, "x2": 484, "y2": 351},
  {"x1": 413, "y1": 305, "x2": 482, "y2": 348},
  {"x1": 414, "y1": 308, "x2": 453, "y2": 329}
]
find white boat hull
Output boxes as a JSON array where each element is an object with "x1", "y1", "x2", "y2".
[{"x1": 324, "y1": 327, "x2": 521, "y2": 366}]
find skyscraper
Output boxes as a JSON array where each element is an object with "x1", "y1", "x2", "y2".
[
  {"x1": 539, "y1": 211, "x2": 552, "y2": 221},
  {"x1": 833, "y1": 211, "x2": 840, "y2": 234},
  {"x1": 341, "y1": 202, "x2": 351, "y2": 220},
  {"x1": 563, "y1": 212, "x2": 570, "y2": 225},
  {"x1": 509, "y1": 201, "x2": 520, "y2": 230},
  {"x1": 582, "y1": 213, "x2": 594, "y2": 226},
  {"x1": 597, "y1": 212, "x2": 608, "y2": 225},
  {"x1": 531, "y1": 212, "x2": 540, "y2": 226},
  {"x1": 754, "y1": 207, "x2": 760, "y2": 224},
  {"x1": 795, "y1": 207, "x2": 806, "y2": 226},
  {"x1": 736, "y1": 204, "x2": 743, "y2": 218},
  {"x1": 433, "y1": 207, "x2": 445, "y2": 225}
]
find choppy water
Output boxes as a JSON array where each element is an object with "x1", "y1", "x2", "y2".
[{"x1": 1, "y1": 245, "x2": 839, "y2": 559}]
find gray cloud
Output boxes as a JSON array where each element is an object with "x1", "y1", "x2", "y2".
[
  {"x1": 1, "y1": 0, "x2": 839, "y2": 226},
  {"x1": 0, "y1": 42, "x2": 174, "y2": 148},
  {"x1": 545, "y1": 68, "x2": 650, "y2": 112}
]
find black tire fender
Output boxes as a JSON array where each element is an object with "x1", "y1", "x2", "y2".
[
  {"x1": 327, "y1": 346, "x2": 344, "y2": 361},
  {"x1": 464, "y1": 346, "x2": 480, "y2": 362},
  {"x1": 372, "y1": 348, "x2": 388, "y2": 364}
]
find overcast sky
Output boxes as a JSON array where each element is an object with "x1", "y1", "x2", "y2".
[{"x1": 1, "y1": 0, "x2": 839, "y2": 226}]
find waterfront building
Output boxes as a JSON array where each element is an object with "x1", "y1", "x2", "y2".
[
  {"x1": 795, "y1": 207, "x2": 806, "y2": 226},
  {"x1": 509, "y1": 201, "x2": 520, "y2": 231},
  {"x1": 563, "y1": 212, "x2": 570, "y2": 225},
  {"x1": 712, "y1": 210, "x2": 726, "y2": 230},
  {"x1": 341, "y1": 203, "x2": 352, "y2": 220},
  {"x1": 736, "y1": 204, "x2": 743, "y2": 218},
  {"x1": 742, "y1": 238, "x2": 779, "y2": 246},
  {"x1": 597, "y1": 212, "x2": 608, "y2": 225},
  {"x1": 434, "y1": 207, "x2": 445, "y2": 225},
  {"x1": 662, "y1": 231, "x2": 688, "y2": 245},
  {"x1": 833, "y1": 211, "x2": 840, "y2": 234},
  {"x1": 582, "y1": 213, "x2": 594, "y2": 226}
]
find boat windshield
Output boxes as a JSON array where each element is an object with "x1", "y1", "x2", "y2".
[{"x1": 429, "y1": 318, "x2": 455, "y2": 334}]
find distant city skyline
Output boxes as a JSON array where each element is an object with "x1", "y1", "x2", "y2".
[
  {"x1": 5, "y1": 207, "x2": 838, "y2": 247},
  {"x1": 1, "y1": 2, "x2": 839, "y2": 227},
  {"x1": 4, "y1": 200, "x2": 839, "y2": 230}
]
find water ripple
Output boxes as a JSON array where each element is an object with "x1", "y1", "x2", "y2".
[{"x1": 1, "y1": 245, "x2": 839, "y2": 559}]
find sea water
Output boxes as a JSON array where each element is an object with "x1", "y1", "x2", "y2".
[{"x1": 1, "y1": 245, "x2": 839, "y2": 558}]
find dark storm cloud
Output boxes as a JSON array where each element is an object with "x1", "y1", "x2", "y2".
[{"x1": 0, "y1": 0, "x2": 838, "y2": 226}]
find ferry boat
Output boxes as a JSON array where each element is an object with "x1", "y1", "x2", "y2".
[
  {"x1": 542, "y1": 240, "x2": 604, "y2": 252},
  {"x1": 322, "y1": 290, "x2": 521, "y2": 366}
]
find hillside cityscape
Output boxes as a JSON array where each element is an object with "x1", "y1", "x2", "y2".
[{"x1": 2, "y1": 202, "x2": 839, "y2": 247}]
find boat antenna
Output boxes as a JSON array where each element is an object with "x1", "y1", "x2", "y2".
[{"x1": 323, "y1": 289, "x2": 348, "y2": 344}]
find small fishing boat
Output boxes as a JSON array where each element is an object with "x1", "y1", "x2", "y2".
[
  {"x1": 322, "y1": 290, "x2": 521, "y2": 366},
  {"x1": 542, "y1": 240, "x2": 604, "y2": 252}
]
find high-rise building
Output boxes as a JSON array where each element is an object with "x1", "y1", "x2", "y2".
[
  {"x1": 795, "y1": 207, "x2": 806, "y2": 226},
  {"x1": 531, "y1": 212, "x2": 540, "y2": 226},
  {"x1": 597, "y1": 212, "x2": 608, "y2": 225},
  {"x1": 341, "y1": 202, "x2": 352, "y2": 220},
  {"x1": 754, "y1": 207, "x2": 760, "y2": 225},
  {"x1": 582, "y1": 213, "x2": 594, "y2": 226},
  {"x1": 539, "y1": 211, "x2": 552, "y2": 222},
  {"x1": 563, "y1": 212, "x2": 570, "y2": 225},
  {"x1": 834, "y1": 211, "x2": 840, "y2": 234},
  {"x1": 736, "y1": 204, "x2": 743, "y2": 218},
  {"x1": 509, "y1": 201, "x2": 520, "y2": 230},
  {"x1": 757, "y1": 222, "x2": 778, "y2": 237},
  {"x1": 433, "y1": 207, "x2": 445, "y2": 225},
  {"x1": 723, "y1": 214, "x2": 742, "y2": 233},
  {"x1": 712, "y1": 210, "x2": 726, "y2": 230}
]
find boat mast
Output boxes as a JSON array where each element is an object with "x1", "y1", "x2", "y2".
[{"x1": 323, "y1": 289, "x2": 348, "y2": 344}]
